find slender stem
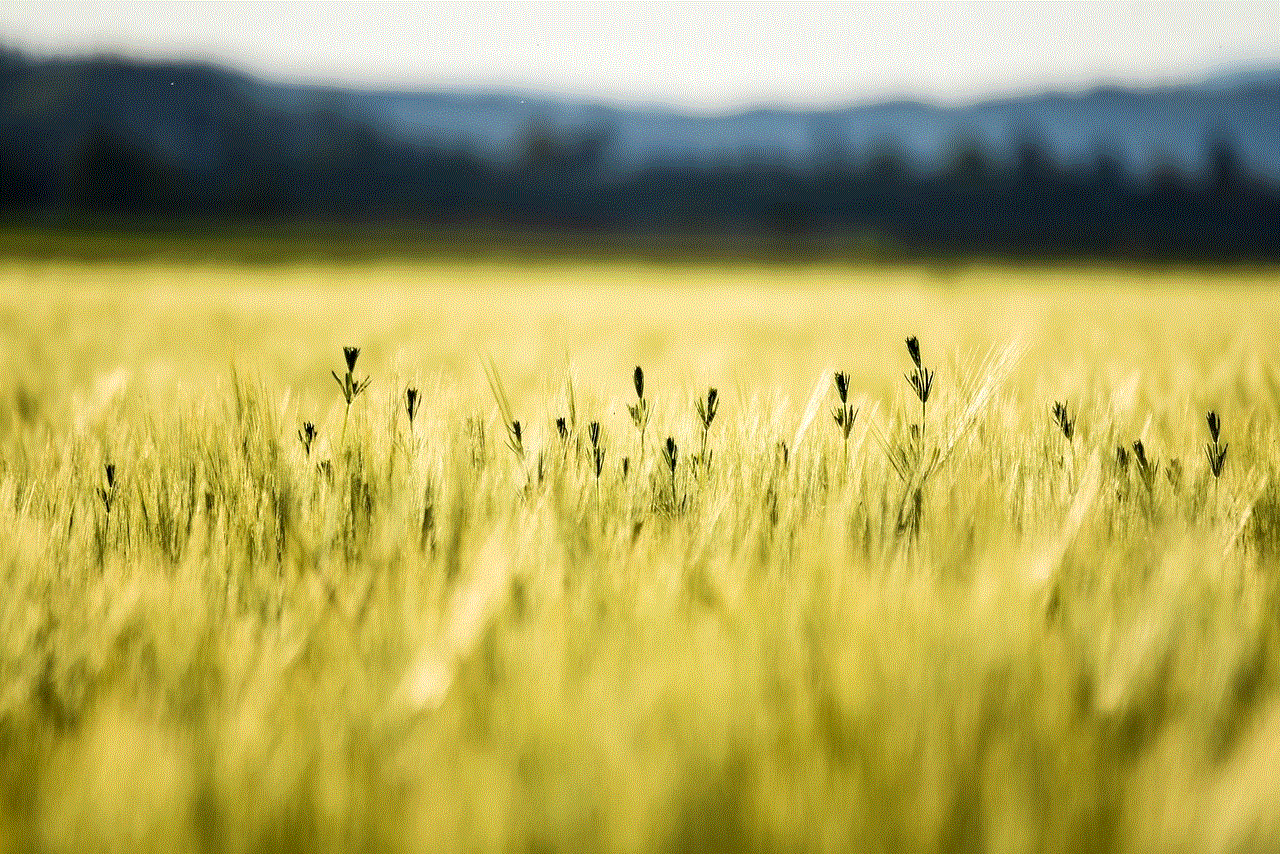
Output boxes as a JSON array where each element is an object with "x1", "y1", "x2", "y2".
[
  {"x1": 638, "y1": 423, "x2": 646, "y2": 474},
  {"x1": 1065, "y1": 441, "x2": 1076, "y2": 494}
]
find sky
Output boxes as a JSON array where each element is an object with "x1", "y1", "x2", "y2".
[{"x1": 2, "y1": 1, "x2": 1279, "y2": 111}]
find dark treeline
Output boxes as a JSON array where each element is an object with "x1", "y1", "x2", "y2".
[{"x1": 2, "y1": 52, "x2": 1278, "y2": 260}]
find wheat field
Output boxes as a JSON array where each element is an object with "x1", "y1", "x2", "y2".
[{"x1": 2, "y1": 258, "x2": 1280, "y2": 853}]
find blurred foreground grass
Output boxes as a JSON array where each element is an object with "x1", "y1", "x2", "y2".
[{"x1": 2, "y1": 256, "x2": 1280, "y2": 853}]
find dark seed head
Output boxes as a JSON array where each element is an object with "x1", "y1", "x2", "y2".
[
  {"x1": 1132, "y1": 440, "x2": 1147, "y2": 468},
  {"x1": 104, "y1": 463, "x2": 116, "y2": 489},
  {"x1": 906, "y1": 337, "x2": 921, "y2": 369},
  {"x1": 633, "y1": 366, "x2": 644, "y2": 400},
  {"x1": 343, "y1": 346, "x2": 360, "y2": 373},
  {"x1": 1051, "y1": 401, "x2": 1074, "y2": 440},
  {"x1": 512, "y1": 420, "x2": 522, "y2": 443},
  {"x1": 1207, "y1": 411, "x2": 1221, "y2": 443},
  {"x1": 406, "y1": 388, "x2": 420, "y2": 422},
  {"x1": 298, "y1": 421, "x2": 316, "y2": 456},
  {"x1": 834, "y1": 371, "x2": 849, "y2": 404},
  {"x1": 698, "y1": 387, "x2": 719, "y2": 429},
  {"x1": 556, "y1": 417, "x2": 568, "y2": 441},
  {"x1": 588, "y1": 421, "x2": 600, "y2": 447}
]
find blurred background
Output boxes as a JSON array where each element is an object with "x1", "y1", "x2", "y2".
[{"x1": 0, "y1": 0, "x2": 1278, "y2": 261}]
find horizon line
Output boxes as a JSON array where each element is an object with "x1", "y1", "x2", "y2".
[{"x1": 4, "y1": 44, "x2": 1278, "y2": 118}]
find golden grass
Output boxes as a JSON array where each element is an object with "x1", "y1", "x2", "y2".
[{"x1": 2, "y1": 258, "x2": 1280, "y2": 853}]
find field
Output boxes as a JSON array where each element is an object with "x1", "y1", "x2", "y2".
[{"x1": 3, "y1": 256, "x2": 1280, "y2": 853}]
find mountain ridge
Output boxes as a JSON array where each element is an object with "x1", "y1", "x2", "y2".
[{"x1": 4, "y1": 48, "x2": 1278, "y2": 180}]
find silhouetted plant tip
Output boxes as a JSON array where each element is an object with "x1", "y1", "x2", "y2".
[
  {"x1": 696, "y1": 387, "x2": 718, "y2": 431},
  {"x1": 831, "y1": 371, "x2": 858, "y2": 445},
  {"x1": 1133, "y1": 439, "x2": 1159, "y2": 492},
  {"x1": 298, "y1": 421, "x2": 317, "y2": 457},
  {"x1": 628, "y1": 365, "x2": 651, "y2": 471},
  {"x1": 1116, "y1": 444, "x2": 1129, "y2": 470},
  {"x1": 556, "y1": 417, "x2": 568, "y2": 443},
  {"x1": 906, "y1": 336, "x2": 921, "y2": 369},
  {"x1": 1205, "y1": 410, "x2": 1228, "y2": 479},
  {"x1": 662, "y1": 436, "x2": 679, "y2": 507},
  {"x1": 904, "y1": 336, "x2": 934, "y2": 439},
  {"x1": 1051, "y1": 401, "x2": 1075, "y2": 441},
  {"x1": 97, "y1": 463, "x2": 116, "y2": 515},
  {"x1": 588, "y1": 420, "x2": 605, "y2": 480},
  {"x1": 333, "y1": 345, "x2": 372, "y2": 443},
  {"x1": 695, "y1": 387, "x2": 718, "y2": 471},
  {"x1": 504, "y1": 419, "x2": 525, "y2": 459},
  {"x1": 96, "y1": 462, "x2": 117, "y2": 557},
  {"x1": 405, "y1": 387, "x2": 420, "y2": 428}
]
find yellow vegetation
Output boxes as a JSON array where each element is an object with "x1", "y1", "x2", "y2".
[{"x1": 1, "y1": 258, "x2": 1279, "y2": 853}]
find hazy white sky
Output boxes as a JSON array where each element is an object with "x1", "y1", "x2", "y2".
[{"x1": 2, "y1": 1, "x2": 1278, "y2": 110}]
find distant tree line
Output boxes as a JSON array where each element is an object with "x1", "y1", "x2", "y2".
[{"x1": 1, "y1": 56, "x2": 1277, "y2": 259}]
